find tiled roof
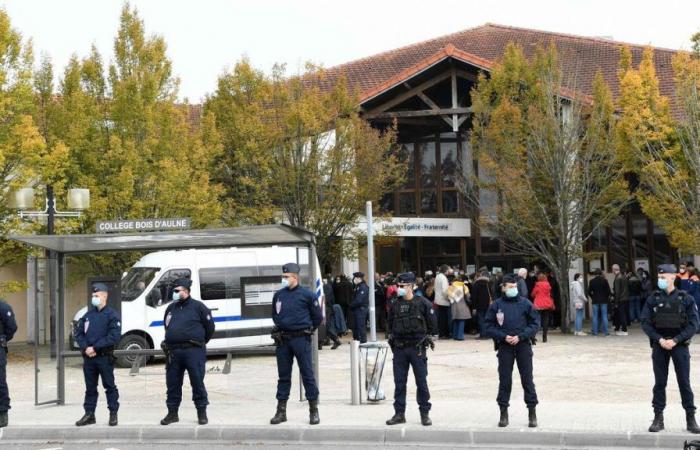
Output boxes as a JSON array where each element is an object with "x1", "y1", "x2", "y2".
[{"x1": 324, "y1": 23, "x2": 681, "y2": 114}]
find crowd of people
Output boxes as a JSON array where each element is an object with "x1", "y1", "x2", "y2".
[{"x1": 320, "y1": 260, "x2": 700, "y2": 346}]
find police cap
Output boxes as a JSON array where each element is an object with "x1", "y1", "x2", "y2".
[
  {"x1": 282, "y1": 263, "x2": 300, "y2": 274},
  {"x1": 657, "y1": 264, "x2": 677, "y2": 274},
  {"x1": 173, "y1": 278, "x2": 192, "y2": 289},
  {"x1": 92, "y1": 283, "x2": 109, "y2": 293},
  {"x1": 502, "y1": 274, "x2": 518, "y2": 284},
  {"x1": 352, "y1": 272, "x2": 364, "y2": 278},
  {"x1": 397, "y1": 272, "x2": 416, "y2": 284}
]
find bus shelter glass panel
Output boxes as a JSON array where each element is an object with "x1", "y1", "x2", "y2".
[{"x1": 32, "y1": 256, "x2": 59, "y2": 405}]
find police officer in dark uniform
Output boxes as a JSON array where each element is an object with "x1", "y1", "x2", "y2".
[
  {"x1": 0, "y1": 297, "x2": 17, "y2": 428},
  {"x1": 641, "y1": 263, "x2": 700, "y2": 433},
  {"x1": 349, "y1": 272, "x2": 369, "y2": 344},
  {"x1": 484, "y1": 274, "x2": 540, "y2": 428},
  {"x1": 270, "y1": 263, "x2": 323, "y2": 425},
  {"x1": 160, "y1": 278, "x2": 215, "y2": 426},
  {"x1": 386, "y1": 272, "x2": 437, "y2": 426},
  {"x1": 74, "y1": 283, "x2": 121, "y2": 427}
]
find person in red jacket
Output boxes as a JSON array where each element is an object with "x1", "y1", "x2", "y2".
[{"x1": 530, "y1": 273, "x2": 555, "y2": 343}]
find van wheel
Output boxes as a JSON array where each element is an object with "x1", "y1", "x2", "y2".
[{"x1": 116, "y1": 335, "x2": 150, "y2": 368}]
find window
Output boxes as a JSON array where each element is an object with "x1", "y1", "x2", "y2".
[
  {"x1": 421, "y1": 190, "x2": 437, "y2": 214},
  {"x1": 419, "y1": 142, "x2": 437, "y2": 188},
  {"x1": 399, "y1": 193, "x2": 416, "y2": 215},
  {"x1": 442, "y1": 191, "x2": 458, "y2": 213},
  {"x1": 399, "y1": 143, "x2": 415, "y2": 189},
  {"x1": 121, "y1": 267, "x2": 159, "y2": 302},
  {"x1": 146, "y1": 269, "x2": 191, "y2": 308},
  {"x1": 200, "y1": 266, "x2": 258, "y2": 300},
  {"x1": 441, "y1": 141, "x2": 457, "y2": 188}
]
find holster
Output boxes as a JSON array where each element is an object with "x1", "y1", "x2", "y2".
[
  {"x1": 160, "y1": 341, "x2": 172, "y2": 365},
  {"x1": 271, "y1": 327, "x2": 283, "y2": 347},
  {"x1": 0, "y1": 337, "x2": 8, "y2": 353}
]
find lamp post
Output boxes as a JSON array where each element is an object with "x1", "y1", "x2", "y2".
[{"x1": 12, "y1": 186, "x2": 90, "y2": 355}]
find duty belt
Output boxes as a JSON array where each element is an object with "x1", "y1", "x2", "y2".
[
  {"x1": 281, "y1": 329, "x2": 312, "y2": 339},
  {"x1": 167, "y1": 341, "x2": 203, "y2": 350}
]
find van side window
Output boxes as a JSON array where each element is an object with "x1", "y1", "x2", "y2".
[
  {"x1": 200, "y1": 267, "x2": 258, "y2": 300},
  {"x1": 146, "y1": 269, "x2": 191, "y2": 307}
]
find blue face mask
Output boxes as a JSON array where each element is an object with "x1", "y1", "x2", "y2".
[
  {"x1": 396, "y1": 287, "x2": 407, "y2": 297},
  {"x1": 657, "y1": 278, "x2": 669, "y2": 290},
  {"x1": 91, "y1": 296, "x2": 101, "y2": 307},
  {"x1": 172, "y1": 291, "x2": 181, "y2": 302},
  {"x1": 505, "y1": 287, "x2": 518, "y2": 298},
  {"x1": 281, "y1": 278, "x2": 290, "y2": 289}
]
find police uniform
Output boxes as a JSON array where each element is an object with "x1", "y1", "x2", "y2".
[
  {"x1": 484, "y1": 274, "x2": 540, "y2": 428},
  {"x1": 0, "y1": 299, "x2": 17, "y2": 428},
  {"x1": 641, "y1": 264, "x2": 700, "y2": 433},
  {"x1": 270, "y1": 263, "x2": 323, "y2": 425},
  {"x1": 350, "y1": 272, "x2": 369, "y2": 344},
  {"x1": 160, "y1": 278, "x2": 215, "y2": 426},
  {"x1": 386, "y1": 272, "x2": 437, "y2": 426},
  {"x1": 74, "y1": 283, "x2": 121, "y2": 427}
]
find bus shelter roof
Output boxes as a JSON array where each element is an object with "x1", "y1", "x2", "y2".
[{"x1": 9, "y1": 224, "x2": 315, "y2": 254}]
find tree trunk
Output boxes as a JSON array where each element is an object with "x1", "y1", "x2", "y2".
[{"x1": 557, "y1": 264, "x2": 571, "y2": 334}]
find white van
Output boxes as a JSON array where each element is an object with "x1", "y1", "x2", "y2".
[{"x1": 72, "y1": 246, "x2": 323, "y2": 367}]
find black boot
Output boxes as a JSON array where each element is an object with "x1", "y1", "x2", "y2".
[
  {"x1": 498, "y1": 406, "x2": 508, "y2": 427},
  {"x1": 0, "y1": 411, "x2": 8, "y2": 428},
  {"x1": 331, "y1": 338, "x2": 341, "y2": 350},
  {"x1": 648, "y1": 411, "x2": 664, "y2": 432},
  {"x1": 309, "y1": 399, "x2": 320, "y2": 425},
  {"x1": 160, "y1": 409, "x2": 179, "y2": 426},
  {"x1": 75, "y1": 413, "x2": 96, "y2": 427},
  {"x1": 386, "y1": 412, "x2": 406, "y2": 425},
  {"x1": 687, "y1": 411, "x2": 700, "y2": 434},
  {"x1": 270, "y1": 400, "x2": 287, "y2": 425},
  {"x1": 197, "y1": 408, "x2": 208, "y2": 425},
  {"x1": 528, "y1": 407, "x2": 538, "y2": 428},
  {"x1": 109, "y1": 411, "x2": 118, "y2": 426},
  {"x1": 420, "y1": 412, "x2": 432, "y2": 426}
]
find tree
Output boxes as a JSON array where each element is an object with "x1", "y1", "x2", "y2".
[
  {"x1": 468, "y1": 43, "x2": 629, "y2": 332},
  {"x1": 622, "y1": 43, "x2": 700, "y2": 254},
  {"x1": 206, "y1": 62, "x2": 402, "y2": 269},
  {"x1": 41, "y1": 4, "x2": 223, "y2": 275}
]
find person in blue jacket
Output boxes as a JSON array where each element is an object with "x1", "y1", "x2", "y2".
[
  {"x1": 0, "y1": 297, "x2": 17, "y2": 428},
  {"x1": 485, "y1": 274, "x2": 541, "y2": 429},
  {"x1": 160, "y1": 278, "x2": 215, "y2": 426},
  {"x1": 349, "y1": 272, "x2": 369, "y2": 344},
  {"x1": 270, "y1": 263, "x2": 323, "y2": 425},
  {"x1": 74, "y1": 283, "x2": 121, "y2": 427}
]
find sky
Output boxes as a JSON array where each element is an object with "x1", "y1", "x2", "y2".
[{"x1": 4, "y1": 0, "x2": 700, "y2": 102}]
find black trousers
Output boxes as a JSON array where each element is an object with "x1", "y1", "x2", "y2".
[
  {"x1": 496, "y1": 342, "x2": 538, "y2": 408},
  {"x1": 614, "y1": 302, "x2": 629, "y2": 332},
  {"x1": 652, "y1": 343, "x2": 695, "y2": 412},
  {"x1": 538, "y1": 310, "x2": 550, "y2": 341},
  {"x1": 392, "y1": 345, "x2": 431, "y2": 414},
  {"x1": 437, "y1": 305, "x2": 450, "y2": 337}
]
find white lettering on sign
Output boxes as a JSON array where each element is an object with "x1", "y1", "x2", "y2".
[{"x1": 96, "y1": 218, "x2": 191, "y2": 233}]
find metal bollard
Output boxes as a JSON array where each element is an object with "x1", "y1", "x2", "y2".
[{"x1": 350, "y1": 340, "x2": 361, "y2": 405}]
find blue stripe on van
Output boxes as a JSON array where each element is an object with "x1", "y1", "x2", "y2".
[{"x1": 149, "y1": 315, "x2": 253, "y2": 327}]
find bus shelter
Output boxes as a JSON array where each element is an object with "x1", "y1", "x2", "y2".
[{"x1": 9, "y1": 224, "x2": 319, "y2": 406}]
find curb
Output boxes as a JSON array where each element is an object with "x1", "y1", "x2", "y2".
[{"x1": 0, "y1": 425, "x2": 695, "y2": 448}]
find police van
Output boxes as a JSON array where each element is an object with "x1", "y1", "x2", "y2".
[{"x1": 71, "y1": 246, "x2": 324, "y2": 367}]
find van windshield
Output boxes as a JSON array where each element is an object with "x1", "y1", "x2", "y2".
[{"x1": 121, "y1": 267, "x2": 159, "y2": 302}]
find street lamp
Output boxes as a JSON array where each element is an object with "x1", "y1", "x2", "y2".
[{"x1": 11, "y1": 185, "x2": 89, "y2": 356}]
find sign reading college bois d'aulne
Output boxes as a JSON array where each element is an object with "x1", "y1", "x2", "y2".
[{"x1": 96, "y1": 218, "x2": 191, "y2": 233}]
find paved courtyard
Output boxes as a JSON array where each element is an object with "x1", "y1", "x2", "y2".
[{"x1": 4, "y1": 325, "x2": 700, "y2": 447}]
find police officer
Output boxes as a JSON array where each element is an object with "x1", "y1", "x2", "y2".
[
  {"x1": 160, "y1": 278, "x2": 215, "y2": 426},
  {"x1": 641, "y1": 264, "x2": 700, "y2": 433},
  {"x1": 386, "y1": 272, "x2": 437, "y2": 426},
  {"x1": 484, "y1": 274, "x2": 540, "y2": 428},
  {"x1": 74, "y1": 283, "x2": 121, "y2": 427},
  {"x1": 270, "y1": 263, "x2": 323, "y2": 425},
  {"x1": 349, "y1": 272, "x2": 369, "y2": 344},
  {"x1": 0, "y1": 297, "x2": 17, "y2": 428}
]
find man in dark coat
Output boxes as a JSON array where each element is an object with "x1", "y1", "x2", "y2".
[
  {"x1": 471, "y1": 271, "x2": 492, "y2": 339},
  {"x1": 588, "y1": 269, "x2": 611, "y2": 336}
]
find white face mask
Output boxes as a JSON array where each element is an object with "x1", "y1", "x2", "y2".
[{"x1": 281, "y1": 278, "x2": 290, "y2": 289}]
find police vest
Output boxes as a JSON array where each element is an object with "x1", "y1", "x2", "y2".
[
  {"x1": 652, "y1": 290, "x2": 688, "y2": 330},
  {"x1": 391, "y1": 299, "x2": 426, "y2": 335}
]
